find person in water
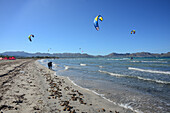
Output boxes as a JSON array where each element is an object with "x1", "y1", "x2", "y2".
[{"x1": 48, "y1": 62, "x2": 52, "y2": 69}]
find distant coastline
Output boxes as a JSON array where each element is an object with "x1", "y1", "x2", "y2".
[{"x1": 0, "y1": 51, "x2": 170, "y2": 58}]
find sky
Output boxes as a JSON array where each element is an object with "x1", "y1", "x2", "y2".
[{"x1": 0, "y1": 0, "x2": 170, "y2": 55}]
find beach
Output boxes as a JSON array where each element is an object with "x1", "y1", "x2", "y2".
[{"x1": 0, "y1": 59, "x2": 134, "y2": 113}]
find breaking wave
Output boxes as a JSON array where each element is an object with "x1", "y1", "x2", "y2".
[
  {"x1": 128, "y1": 67, "x2": 170, "y2": 75},
  {"x1": 130, "y1": 61, "x2": 167, "y2": 63},
  {"x1": 107, "y1": 58, "x2": 130, "y2": 61},
  {"x1": 99, "y1": 70, "x2": 170, "y2": 85},
  {"x1": 80, "y1": 63, "x2": 87, "y2": 66},
  {"x1": 64, "y1": 65, "x2": 70, "y2": 70}
]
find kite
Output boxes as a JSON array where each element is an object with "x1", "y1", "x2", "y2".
[
  {"x1": 94, "y1": 15, "x2": 103, "y2": 31},
  {"x1": 48, "y1": 48, "x2": 51, "y2": 52},
  {"x1": 131, "y1": 30, "x2": 136, "y2": 34},
  {"x1": 28, "y1": 34, "x2": 34, "y2": 42}
]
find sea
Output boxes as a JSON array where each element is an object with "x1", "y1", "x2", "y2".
[{"x1": 39, "y1": 57, "x2": 170, "y2": 113}]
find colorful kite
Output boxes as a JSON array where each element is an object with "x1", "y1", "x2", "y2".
[
  {"x1": 131, "y1": 30, "x2": 136, "y2": 34},
  {"x1": 94, "y1": 15, "x2": 103, "y2": 31},
  {"x1": 28, "y1": 34, "x2": 34, "y2": 42}
]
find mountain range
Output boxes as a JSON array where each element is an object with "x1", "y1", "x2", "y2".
[{"x1": 0, "y1": 51, "x2": 170, "y2": 58}]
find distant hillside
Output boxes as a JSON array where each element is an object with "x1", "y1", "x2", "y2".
[
  {"x1": 0, "y1": 51, "x2": 170, "y2": 58},
  {"x1": 105, "y1": 52, "x2": 170, "y2": 57},
  {"x1": 0, "y1": 51, "x2": 94, "y2": 58},
  {"x1": 1, "y1": 51, "x2": 33, "y2": 57}
]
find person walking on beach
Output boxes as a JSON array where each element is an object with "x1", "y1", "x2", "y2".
[{"x1": 48, "y1": 62, "x2": 52, "y2": 69}]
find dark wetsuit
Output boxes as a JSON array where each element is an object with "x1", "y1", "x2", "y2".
[{"x1": 48, "y1": 62, "x2": 52, "y2": 69}]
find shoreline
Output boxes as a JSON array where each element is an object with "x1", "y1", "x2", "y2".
[
  {"x1": 65, "y1": 77, "x2": 142, "y2": 113},
  {"x1": 0, "y1": 59, "x2": 135, "y2": 113}
]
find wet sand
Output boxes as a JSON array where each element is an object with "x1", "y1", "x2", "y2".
[{"x1": 0, "y1": 59, "x2": 134, "y2": 113}]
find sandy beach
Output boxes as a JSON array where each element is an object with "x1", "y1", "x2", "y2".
[{"x1": 0, "y1": 59, "x2": 134, "y2": 113}]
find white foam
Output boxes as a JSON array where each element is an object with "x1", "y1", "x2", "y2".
[
  {"x1": 130, "y1": 61, "x2": 141, "y2": 62},
  {"x1": 99, "y1": 70, "x2": 127, "y2": 77},
  {"x1": 38, "y1": 59, "x2": 49, "y2": 65},
  {"x1": 141, "y1": 61, "x2": 167, "y2": 63},
  {"x1": 99, "y1": 66, "x2": 103, "y2": 68},
  {"x1": 66, "y1": 77, "x2": 142, "y2": 113},
  {"x1": 136, "y1": 76, "x2": 170, "y2": 84},
  {"x1": 64, "y1": 65, "x2": 70, "y2": 70},
  {"x1": 130, "y1": 60, "x2": 167, "y2": 63},
  {"x1": 123, "y1": 58, "x2": 130, "y2": 60},
  {"x1": 128, "y1": 67, "x2": 170, "y2": 75},
  {"x1": 80, "y1": 63, "x2": 87, "y2": 66},
  {"x1": 108, "y1": 58, "x2": 130, "y2": 61},
  {"x1": 99, "y1": 70, "x2": 170, "y2": 84},
  {"x1": 107, "y1": 59, "x2": 123, "y2": 61}
]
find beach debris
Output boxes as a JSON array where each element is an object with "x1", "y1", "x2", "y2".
[
  {"x1": 71, "y1": 96, "x2": 78, "y2": 101},
  {"x1": 0, "y1": 105, "x2": 14, "y2": 110},
  {"x1": 71, "y1": 89, "x2": 77, "y2": 92},
  {"x1": 115, "y1": 111, "x2": 119, "y2": 113},
  {"x1": 13, "y1": 94, "x2": 26, "y2": 105},
  {"x1": 70, "y1": 109, "x2": 76, "y2": 113},
  {"x1": 33, "y1": 106, "x2": 40, "y2": 110},
  {"x1": 0, "y1": 96, "x2": 2, "y2": 101},
  {"x1": 63, "y1": 106, "x2": 67, "y2": 111},
  {"x1": 77, "y1": 90, "x2": 83, "y2": 96},
  {"x1": 38, "y1": 100, "x2": 43, "y2": 104},
  {"x1": 13, "y1": 100, "x2": 23, "y2": 105},
  {"x1": 67, "y1": 93, "x2": 76, "y2": 96},
  {"x1": 48, "y1": 97, "x2": 51, "y2": 99},
  {"x1": 15, "y1": 91, "x2": 19, "y2": 93},
  {"x1": 102, "y1": 108, "x2": 106, "y2": 112},
  {"x1": 61, "y1": 101, "x2": 73, "y2": 111},
  {"x1": 94, "y1": 15, "x2": 103, "y2": 31},
  {"x1": 60, "y1": 101, "x2": 69, "y2": 106},
  {"x1": 79, "y1": 97, "x2": 86, "y2": 104},
  {"x1": 64, "y1": 86, "x2": 70, "y2": 91}
]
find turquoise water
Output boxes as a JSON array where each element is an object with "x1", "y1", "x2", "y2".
[{"x1": 39, "y1": 57, "x2": 170, "y2": 113}]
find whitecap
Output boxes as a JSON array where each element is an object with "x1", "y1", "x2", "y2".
[
  {"x1": 128, "y1": 67, "x2": 170, "y2": 75},
  {"x1": 64, "y1": 65, "x2": 70, "y2": 70},
  {"x1": 99, "y1": 70, "x2": 170, "y2": 84},
  {"x1": 99, "y1": 66, "x2": 103, "y2": 68},
  {"x1": 80, "y1": 63, "x2": 86, "y2": 66}
]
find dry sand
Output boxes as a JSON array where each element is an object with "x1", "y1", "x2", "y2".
[{"x1": 0, "y1": 59, "x2": 134, "y2": 113}]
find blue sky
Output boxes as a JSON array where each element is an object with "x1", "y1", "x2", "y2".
[{"x1": 0, "y1": 0, "x2": 170, "y2": 55}]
